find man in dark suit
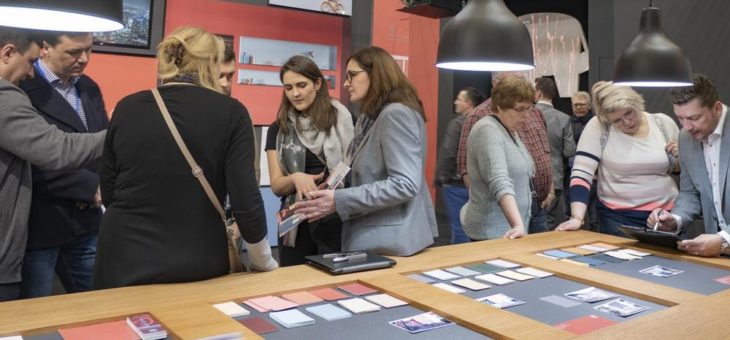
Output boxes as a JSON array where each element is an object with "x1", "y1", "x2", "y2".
[
  {"x1": 19, "y1": 31, "x2": 108, "y2": 298},
  {"x1": 648, "y1": 74, "x2": 730, "y2": 257}
]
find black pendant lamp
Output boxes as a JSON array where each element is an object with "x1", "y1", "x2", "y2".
[
  {"x1": 436, "y1": 0, "x2": 534, "y2": 71},
  {"x1": 613, "y1": 4, "x2": 692, "y2": 87},
  {"x1": 0, "y1": 0, "x2": 124, "y2": 32}
]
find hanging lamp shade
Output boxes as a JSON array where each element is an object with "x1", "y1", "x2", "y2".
[
  {"x1": 0, "y1": 0, "x2": 123, "y2": 32},
  {"x1": 436, "y1": 0, "x2": 534, "y2": 71},
  {"x1": 613, "y1": 6, "x2": 692, "y2": 87}
]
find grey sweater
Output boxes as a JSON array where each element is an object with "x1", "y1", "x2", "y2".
[
  {"x1": 0, "y1": 79, "x2": 105, "y2": 284},
  {"x1": 461, "y1": 116, "x2": 534, "y2": 240}
]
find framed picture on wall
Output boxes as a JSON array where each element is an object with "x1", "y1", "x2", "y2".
[
  {"x1": 269, "y1": 0, "x2": 352, "y2": 17},
  {"x1": 93, "y1": 0, "x2": 166, "y2": 56}
]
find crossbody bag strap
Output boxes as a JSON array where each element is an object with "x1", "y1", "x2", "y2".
[{"x1": 151, "y1": 88, "x2": 227, "y2": 223}]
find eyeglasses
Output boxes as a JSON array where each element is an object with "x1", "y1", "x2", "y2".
[
  {"x1": 345, "y1": 70, "x2": 365, "y2": 83},
  {"x1": 512, "y1": 104, "x2": 535, "y2": 113},
  {"x1": 572, "y1": 103, "x2": 589, "y2": 107},
  {"x1": 609, "y1": 109, "x2": 638, "y2": 127}
]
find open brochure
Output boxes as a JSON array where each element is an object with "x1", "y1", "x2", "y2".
[{"x1": 277, "y1": 161, "x2": 351, "y2": 237}]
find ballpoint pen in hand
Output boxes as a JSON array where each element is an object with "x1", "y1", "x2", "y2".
[{"x1": 653, "y1": 209, "x2": 664, "y2": 231}]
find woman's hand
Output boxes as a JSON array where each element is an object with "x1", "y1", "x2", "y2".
[
  {"x1": 290, "y1": 172, "x2": 324, "y2": 201},
  {"x1": 555, "y1": 218, "x2": 582, "y2": 231},
  {"x1": 291, "y1": 189, "x2": 336, "y2": 222},
  {"x1": 503, "y1": 225, "x2": 524, "y2": 239},
  {"x1": 665, "y1": 141, "x2": 679, "y2": 158}
]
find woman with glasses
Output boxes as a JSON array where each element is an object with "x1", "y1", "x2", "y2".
[
  {"x1": 266, "y1": 55, "x2": 354, "y2": 265},
  {"x1": 94, "y1": 27, "x2": 277, "y2": 289},
  {"x1": 460, "y1": 76, "x2": 535, "y2": 240},
  {"x1": 556, "y1": 81, "x2": 680, "y2": 236},
  {"x1": 291, "y1": 46, "x2": 437, "y2": 256}
]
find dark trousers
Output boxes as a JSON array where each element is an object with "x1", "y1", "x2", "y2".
[{"x1": 278, "y1": 213, "x2": 342, "y2": 266}]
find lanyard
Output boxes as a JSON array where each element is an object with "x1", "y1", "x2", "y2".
[{"x1": 490, "y1": 115, "x2": 518, "y2": 146}]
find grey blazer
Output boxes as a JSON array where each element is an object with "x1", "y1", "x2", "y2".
[
  {"x1": 673, "y1": 106, "x2": 730, "y2": 238},
  {"x1": 536, "y1": 102, "x2": 575, "y2": 188},
  {"x1": 334, "y1": 103, "x2": 437, "y2": 256},
  {"x1": 0, "y1": 79, "x2": 104, "y2": 283}
]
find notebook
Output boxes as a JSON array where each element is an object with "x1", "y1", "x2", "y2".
[{"x1": 305, "y1": 251, "x2": 396, "y2": 274}]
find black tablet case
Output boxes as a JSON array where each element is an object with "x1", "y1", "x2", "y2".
[
  {"x1": 305, "y1": 251, "x2": 396, "y2": 275},
  {"x1": 618, "y1": 225, "x2": 680, "y2": 248}
]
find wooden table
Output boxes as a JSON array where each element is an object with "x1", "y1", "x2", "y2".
[{"x1": 1, "y1": 230, "x2": 729, "y2": 339}]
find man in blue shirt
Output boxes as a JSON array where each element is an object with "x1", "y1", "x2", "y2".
[{"x1": 19, "y1": 31, "x2": 108, "y2": 298}]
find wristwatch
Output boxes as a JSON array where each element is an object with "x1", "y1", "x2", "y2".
[{"x1": 720, "y1": 239, "x2": 730, "y2": 256}]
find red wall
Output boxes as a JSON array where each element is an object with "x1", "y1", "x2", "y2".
[
  {"x1": 86, "y1": 0, "x2": 345, "y2": 125},
  {"x1": 372, "y1": 0, "x2": 440, "y2": 199}
]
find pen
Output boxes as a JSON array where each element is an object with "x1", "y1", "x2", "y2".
[{"x1": 653, "y1": 209, "x2": 664, "y2": 231}]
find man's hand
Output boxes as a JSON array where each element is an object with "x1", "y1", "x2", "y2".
[
  {"x1": 647, "y1": 208, "x2": 677, "y2": 231},
  {"x1": 677, "y1": 234, "x2": 723, "y2": 257},
  {"x1": 292, "y1": 190, "x2": 336, "y2": 222}
]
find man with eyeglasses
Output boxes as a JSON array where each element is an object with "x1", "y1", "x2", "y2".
[
  {"x1": 456, "y1": 72, "x2": 553, "y2": 234},
  {"x1": 569, "y1": 91, "x2": 599, "y2": 231}
]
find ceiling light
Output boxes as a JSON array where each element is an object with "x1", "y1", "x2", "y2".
[
  {"x1": 0, "y1": 0, "x2": 123, "y2": 32},
  {"x1": 436, "y1": 0, "x2": 534, "y2": 71}
]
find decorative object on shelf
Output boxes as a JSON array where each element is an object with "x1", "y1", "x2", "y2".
[
  {"x1": 0, "y1": 0, "x2": 123, "y2": 31},
  {"x1": 436, "y1": 0, "x2": 534, "y2": 71},
  {"x1": 92, "y1": 0, "x2": 166, "y2": 56},
  {"x1": 269, "y1": 0, "x2": 352, "y2": 17},
  {"x1": 239, "y1": 37, "x2": 337, "y2": 70},
  {"x1": 613, "y1": 1, "x2": 692, "y2": 87}
]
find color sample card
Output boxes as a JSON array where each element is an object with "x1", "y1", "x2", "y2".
[
  {"x1": 269, "y1": 309, "x2": 315, "y2": 328},
  {"x1": 605, "y1": 250, "x2": 642, "y2": 261},
  {"x1": 432, "y1": 282, "x2": 466, "y2": 294},
  {"x1": 540, "y1": 295, "x2": 582, "y2": 308},
  {"x1": 305, "y1": 304, "x2": 352, "y2": 321},
  {"x1": 588, "y1": 253, "x2": 626, "y2": 264},
  {"x1": 244, "y1": 296, "x2": 298, "y2": 312},
  {"x1": 338, "y1": 283, "x2": 377, "y2": 296},
  {"x1": 238, "y1": 316, "x2": 278, "y2": 335},
  {"x1": 579, "y1": 244, "x2": 611, "y2": 252},
  {"x1": 560, "y1": 258, "x2": 590, "y2": 267},
  {"x1": 561, "y1": 247, "x2": 596, "y2": 255},
  {"x1": 365, "y1": 293, "x2": 408, "y2": 308},
  {"x1": 535, "y1": 253, "x2": 558, "y2": 260},
  {"x1": 620, "y1": 249, "x2": 651, "y2": 257},
  {"x1": 496, "y1": 270, "x2": 534, "y2": 281},
  {"x1": 213, "y1": 301, "x2": 250, "y2": 317},
  {"x1": 475, "y1": 273, "x2": 515, "y2": 286},
  {"x1": 594, "y1": 298, "x2": 649, "y2": 317},
  {"x1": 486, "y1": 259, "x2": 521, "y2": 269},
  {"x1": 569, "y1": 256, "x2": 607, "y2": 267},
  {"x1": 639, "y1": 265, "x2": 684, "y2": 277},
  {"x1": 422, "y1": 269, "x2": 460, "y2": 280},
  {"x1": 714, "y1": 275, "x2": 730, "y2": 285},
  {"x1": 281, "y1": 291, "x2": 323, "y2": 305},
  {"x1": 466, "y1": 263, "x2": 504, "y2": 274},
  {"x1": 0, "y1": 337, "x2": 22, "y2": 340},
  {"x1": 477, "y1": 293, "x2": 525, "y2": 309},
  {"x1": 308, "y1": 287, "x2": 349, "y2": 301},
  {"x1": 554, "y1": 315, "x2": 617, "y2": 335},
  {"x1": 565, "y1": 287, "x2": 618, "y2": 303},
  {"x1": 589, "y1": 242, "x2": 620, "y2": 251},
  {"x1": 450, "y1": 278, "x2": 491, "y2": 291},
  {"x1": 389, "y1": 312, "x2": 454, "y2": 334},
  {"x1": 337, "y1": 297, "x2": 381, "y2": 314},
  {"x1": 445, "y1": 266, "x2": 481, "y2": 277},
  {"x1": 515, "y1": 267, "x2": 553, "y2": 278},
  {"x1": 59, "y1": 320, "x2": 139, "y2": 340},
  {"x1": 542, "y1": 249, "x2": 577, "y2": 259},
  {"x1": 407, "y1": 273, "x2": 435, "y2": 283}
]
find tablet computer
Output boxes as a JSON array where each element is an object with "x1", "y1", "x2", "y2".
[
  {"x1": 618, "y1": 225, "x2": 680, "y2": 249},
  {"x1": 305, "y1": 251, "x2": 396, "y2": 275}
]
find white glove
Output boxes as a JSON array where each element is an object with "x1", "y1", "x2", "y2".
[{"x1": 245, "y1": 237, "x2": 279, "y2": 272}]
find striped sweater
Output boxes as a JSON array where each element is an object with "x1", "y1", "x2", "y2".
[{"x1": 569, "y1": 112, "x2": 679, "y2": 212}]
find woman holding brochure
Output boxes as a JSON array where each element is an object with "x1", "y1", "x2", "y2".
[
  {"x1": 266, "y1": 55, "x2": 354, "y2": 266},
  {"x1": 293, "y1": 46, "x2": 438, "y2": 256}
]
